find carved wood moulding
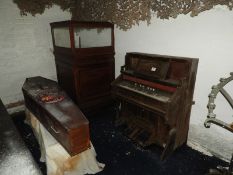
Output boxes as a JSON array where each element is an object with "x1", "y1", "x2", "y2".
[{"x1": 13, "y1": 0, "x2": 233, "y2": 30}]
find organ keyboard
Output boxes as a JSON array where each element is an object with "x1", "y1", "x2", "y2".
[{"x1": 111, "y1": 52, "x2": 198, "y2": 159}]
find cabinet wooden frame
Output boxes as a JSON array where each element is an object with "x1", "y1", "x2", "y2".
[{"x1": 50, "y1": 20, "x2": 115, "y2": 114}]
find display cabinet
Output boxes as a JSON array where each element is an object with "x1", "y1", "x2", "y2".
[{"x1": 50, "y1": 20, "x2": 115, "y2": 114}]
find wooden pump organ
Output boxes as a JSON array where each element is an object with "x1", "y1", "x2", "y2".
[{"x1": 111, "y1": 52, "x2": 198, "y2": 159}]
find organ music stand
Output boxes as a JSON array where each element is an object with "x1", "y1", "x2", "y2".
[{"x1": 204, "y1": 72, "x2": 233, "y2": 175}]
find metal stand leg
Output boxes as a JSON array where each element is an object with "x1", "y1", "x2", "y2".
[{"x1": 207, "y1": 154, "x2": 233, "y2": 175}]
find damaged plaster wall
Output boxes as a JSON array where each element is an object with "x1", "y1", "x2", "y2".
[
  {"x1": 114, "y1": 5, "x2": 233, "y2": 161},
  {"x1": 0, "y1": 0, "x2": 71, "y2": 106}
]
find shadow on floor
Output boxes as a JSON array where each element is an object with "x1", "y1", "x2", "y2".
[{"x1": 11, "y1": 108, "x2": 228, "y2": 175}]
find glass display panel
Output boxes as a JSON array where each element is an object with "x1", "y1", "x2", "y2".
[
  {"x1": 74, "y1": 28, "x2": 111, "y2": 48},
  {"x1": 53, "y1": 27, "x2": 71, "y2": 48}
]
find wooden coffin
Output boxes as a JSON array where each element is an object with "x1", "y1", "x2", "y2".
[{"x1": 22, "y1": 76, "x2": 90, "y2": 155}]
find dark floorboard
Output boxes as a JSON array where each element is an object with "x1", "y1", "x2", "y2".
[{"x1": 11, "y1": 108, "x2": 228, "y2": 175}]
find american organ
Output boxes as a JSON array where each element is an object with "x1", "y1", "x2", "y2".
[{"x1": 111, "y1": 52, "x2": 198, "y2": 159}]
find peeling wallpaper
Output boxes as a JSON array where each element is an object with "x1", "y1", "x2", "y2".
[{"x1": 13, "y1": 0, "x2": 233, "y2": 30}]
